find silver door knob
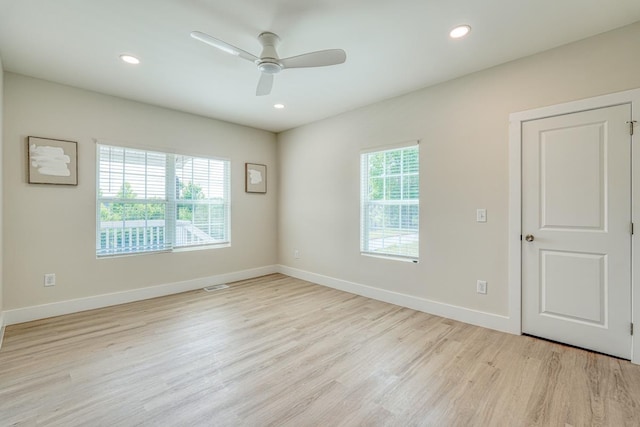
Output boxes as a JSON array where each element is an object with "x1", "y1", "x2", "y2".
[{"x1": 525, "y1": 234, "x2": 534, "y2": 242}]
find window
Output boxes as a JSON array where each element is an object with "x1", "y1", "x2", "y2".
[
  {"x1": 97, "y1": 144, "x2": 230, "y2": 256},
  {"x1": 360, "y1": 143, "x2": 419, "y2": 260}
]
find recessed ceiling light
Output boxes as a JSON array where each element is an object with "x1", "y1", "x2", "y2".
[
  {"x1": 449, "y1": 25, "x2": 471, "y2": 39},
  {"x1": 120, "y1": 54, "x2": 140, "y2": 65},
  {"x1": 274, "y1": 103, "x2": 285, "y2": 109}
]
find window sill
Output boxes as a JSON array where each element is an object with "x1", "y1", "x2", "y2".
[
  {"x1": 361, "y1": 252, "x2": 419, "y2": 264},
  {"x1": 172, "y1": 243, "x2": 230, "y2": 253},
  {"x1": 97, "y1": 243, "x2": 230, "y2": 259}
]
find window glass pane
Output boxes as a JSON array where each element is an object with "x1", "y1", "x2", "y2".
[
  {"x1": 192, "y1": 204, "x2": 210, "y2": 228},
  {"x1": 146, "y1": 152, "x2": 167, "y2": 199},
  {"x1": 97, "y1": 144, "x2": 229, "y2": 256},
  {"x1": 401, "y1": 204, "x2": 419, "y2": 230},
  {"x1": 210, "y1": 202, "x2": 227, "y2": 240},
  {"x1": 384, "y1": 205, "x2": 400, "y2": 228},
  {"x1": 368, "y1": 152, "x2": 385, "y2": 177},
  {"x1": 98, "y1": 202, "x2": 166, "y2": 255},
  {"x1": 385, "y1": 176, "x2": 401, "y2": 200},
  {"x1": 147, "y1": 203, "x2": 166, "y2": 221},
  {"x1": 175, "y1": 203, "x2": 199, "y2": 246},
  {"x1": 98, "y1": 146, "x2": 124, "y2": 198},
  {"x1": 403, "y1": 175, "x2": 419, "y2": 199},
  {"x1": 361, "y1": 144, "x2": 419, "y2": 259},
  {"x1": 403, "y1": 148, "x2": 419, "y2": 173},
  {"x1": 98, "y1": 144, "x2": 170, "y2": 256},
  {"x1": 385, "y1": 150, "x2": 402, "y2": 175},
  {"x1": 368, "y1": 177, "x2": 384, "y2": 200},
  {"x1": 367, "y1": 203, "x2": 384, "y2": 229},
  {"x1": 174, "y1": 154, "x2": 229, "y2": 248}
]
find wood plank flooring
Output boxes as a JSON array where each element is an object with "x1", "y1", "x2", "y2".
[{"x1": 1, "y1": 273, "x2": 639, "y2": 426}]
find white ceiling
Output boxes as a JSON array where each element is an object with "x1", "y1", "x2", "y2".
[{"x1": 1, "y1": 1, "x2": 639, "y2": 133}]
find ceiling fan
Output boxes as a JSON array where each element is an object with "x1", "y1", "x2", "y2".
[{"x1": 190, "y1": 30, "x2": 347, "y2": 96}]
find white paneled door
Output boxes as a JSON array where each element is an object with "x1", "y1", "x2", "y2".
[{"x1": 522, "y1": 104, "x2": 632, "y2": 359}]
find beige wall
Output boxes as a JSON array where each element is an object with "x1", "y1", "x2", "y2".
[
  {"x1": 277, "y1": 22, "x2": 640, "y2": 317},
  {"x1": 3, "y1": 73, "x2": 277, "y2": 310},
  {"x1": 0, "y1": 56, "x2": 4, "y2": 317}
]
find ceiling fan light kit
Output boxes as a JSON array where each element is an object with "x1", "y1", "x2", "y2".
[
  {"x1": 190, "y1": 30, "x2": 346, "y2": 96},
  {"x1": 258, "y1": 61, "x2": 282, "y2": 74}
]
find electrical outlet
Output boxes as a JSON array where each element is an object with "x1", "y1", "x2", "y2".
[
  {"x1": 476, "y1": 280, "x2": 487, "y2": 294},
  {"x1": 294, "y1": 249, "x2": 300, "y2": 259},
  {"x1": 44, "y1": 273, "x2": 56, "y2": 287}
]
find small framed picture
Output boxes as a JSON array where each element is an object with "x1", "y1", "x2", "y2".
[
  {"x1": 245, "y1": 163, "x2": 267, "y2": 193},
  {"x1": 27, "y1": 136, "x2": 78, "y2": 185}
]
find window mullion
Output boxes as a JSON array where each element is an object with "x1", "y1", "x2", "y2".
[{"x1": 166, "y1": 154, "x2": 176, "y2": 249}]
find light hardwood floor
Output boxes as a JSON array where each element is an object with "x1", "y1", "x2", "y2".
[{"x1": 1, "y1": 274, "x2": 640, "y2": 426}]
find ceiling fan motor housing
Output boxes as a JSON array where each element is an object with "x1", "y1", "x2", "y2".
[
  {"x1": 257, "y1": 32, "x2": 283, "y2": 74},
  {"x1": 258, "y1": 31, "x2": 282, "y2": 74}
]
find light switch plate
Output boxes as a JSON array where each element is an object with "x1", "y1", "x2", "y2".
[{"x1": 476, "y1": 209, "x2": 487, "y2": 222}]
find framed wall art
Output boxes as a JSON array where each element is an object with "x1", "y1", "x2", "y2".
[
  {"x1": 245, "y1": 163, "x2": 266, "y2": 193},
  {"x1": 27, "y1": 136, "x2": 78, "y2": 185}
]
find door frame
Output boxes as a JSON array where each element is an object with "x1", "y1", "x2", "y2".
[{"x1": 508, "y1": 88, "x2": 640, "y2": 364}]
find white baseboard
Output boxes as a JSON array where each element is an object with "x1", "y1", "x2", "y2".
[
  {"x1": 3, "y1": 265, "x2": 278, "y2": 326},
  {"x1": 3, "y1": 264, "x2": 514, "y2": 336},
  {"x1": 277, "y1": 265, "x2": 514, "y2": 334}
]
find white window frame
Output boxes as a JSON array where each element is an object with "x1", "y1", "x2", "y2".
[
  {"x1": 360, "y1": 141, "x2": 419, "y2": 262},
  {"x1": 96, "y1": 143, "x2": 230, "y2": 257}
]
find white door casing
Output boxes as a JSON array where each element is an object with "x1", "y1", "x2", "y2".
[{"x1": 521, "y1": 104, "x2": 631, "y2": 359}]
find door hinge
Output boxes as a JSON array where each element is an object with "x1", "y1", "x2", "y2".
[
  {"x1": 627, "y1": 120, "x2": 637, "y2": 136},
  {"x1": 632, "y1": 323, "x2": 634, "y2": 336},
  {"x1": 632, "y1": 222, "x2": 635, "y2": 235}
]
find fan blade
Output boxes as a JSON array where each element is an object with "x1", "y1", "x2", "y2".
[
  {"x1": 256, "y1": 73, "x2": 274, "y2": 96},
  {"x1": 190, "y1": 31, "x2": 258, "y2": 62},
  {"x1": 280, "y1": 49, "x2": 346, "y2": 69}
]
